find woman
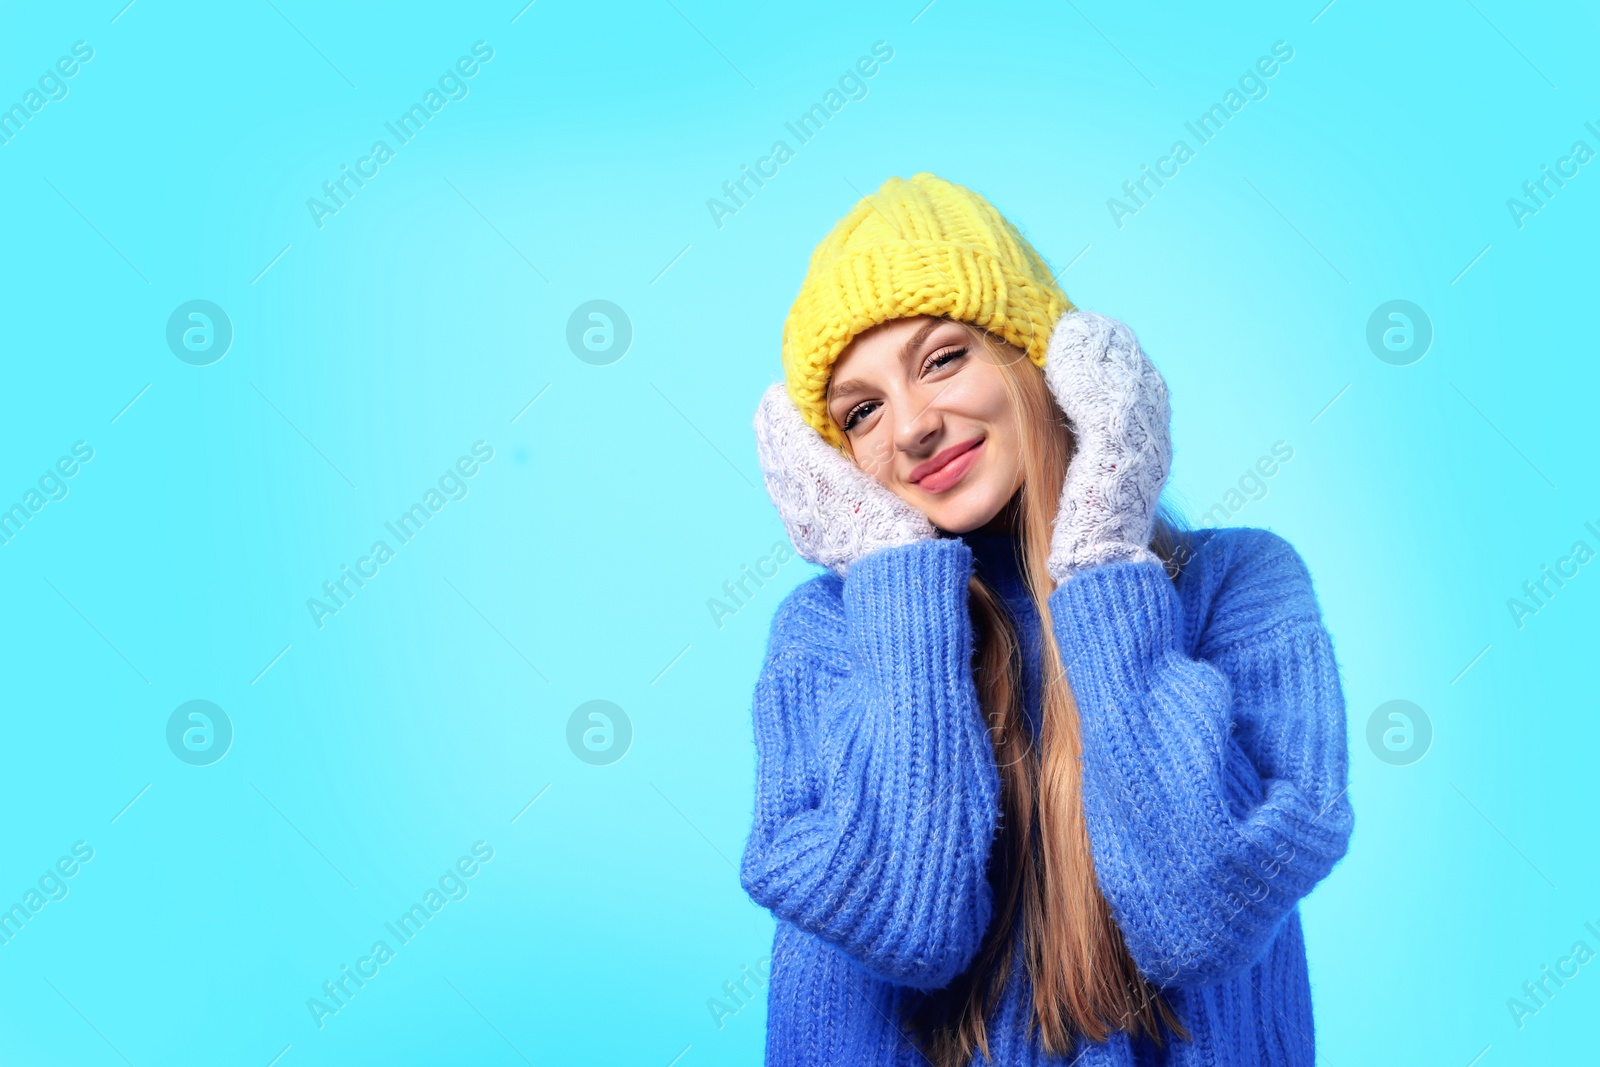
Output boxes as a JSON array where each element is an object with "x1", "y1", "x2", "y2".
[{"x1": 741, "y1": 173, "x2": 1353, "y2": 1066}]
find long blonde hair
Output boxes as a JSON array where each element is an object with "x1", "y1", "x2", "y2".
[{"x1": 849, "y1": 321, "x2": 1192, "y2": 1065}]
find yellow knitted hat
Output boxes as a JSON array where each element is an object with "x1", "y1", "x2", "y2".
[{"x1": 781, "y1": 172, "x2": 1074, "y2": 447}]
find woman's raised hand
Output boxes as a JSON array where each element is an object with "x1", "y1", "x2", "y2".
[
  {"x1": 753, "y1": 383, "x2": 935, "y2": 577},
  {"x1": 1042, "y1": 311, "x2": 1173, "y2": 585}
]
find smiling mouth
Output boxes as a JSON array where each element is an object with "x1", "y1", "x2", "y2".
[{"x1": 910, "y1": 438, "x2": 984, "y2": 493}]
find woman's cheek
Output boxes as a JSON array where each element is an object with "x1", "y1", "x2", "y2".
[
  {"x1": 854, "y1": 432, "x2": 895, "y2": 482},
  {"x1": 937, "y1": 367, "x2": 1011, "y2": 426}
]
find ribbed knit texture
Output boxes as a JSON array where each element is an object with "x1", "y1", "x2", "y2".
[{"x1": 740, "y1": 526, "x2": 1354, "y2": 1066}]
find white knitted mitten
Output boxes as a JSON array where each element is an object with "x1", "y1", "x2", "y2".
[
  {"x1": 1043, "y1": 310, "x2": 1173, "y2": 586},
  {"x1": 753, "y1": 383, "x2": 936, "y2": 578}
]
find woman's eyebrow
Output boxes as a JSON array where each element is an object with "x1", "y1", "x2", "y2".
[{"x1": 829, "y1": 321, "x2": 951, "y2": 405}]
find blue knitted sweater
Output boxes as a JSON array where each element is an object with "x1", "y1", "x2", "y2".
[{"x1": 739, "y1": 526, "x2": 1354, "y2": 1066}]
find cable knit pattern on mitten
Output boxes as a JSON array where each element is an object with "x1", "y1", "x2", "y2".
[
  {"x1": 1043, "y1": 311, "x2": 1173, "y2": 584},
  {"x1": 753, "y1": 383, "x2": 935, "y2": 577}
]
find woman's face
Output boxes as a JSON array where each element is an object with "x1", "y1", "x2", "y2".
[{"x1": 826, "y1": 316, "x2": 1025, "y2": 534}]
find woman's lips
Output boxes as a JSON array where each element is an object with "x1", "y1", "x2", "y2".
[{"x1": 910, "y1": 438, "x2": 983, "y2": 493}]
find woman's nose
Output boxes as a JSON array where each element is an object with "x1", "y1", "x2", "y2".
[{"x1": 891, "y1": 394, "x2": 942, "y2": 456}]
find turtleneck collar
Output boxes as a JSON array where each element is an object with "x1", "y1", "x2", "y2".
[
  {"x1": 958, "y1": 529, "x2": 1045, "y2": 739},
  {"x1": 960, "y1": 530, "x2": 1033, "y2": 613}
]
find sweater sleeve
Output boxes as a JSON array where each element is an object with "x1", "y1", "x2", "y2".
[
  {"x1": 1049, "y1": 537, "x2": 1354, "y2": 989},
  {"x1": 739, "y1": 538, "x2": 1002, "y2": 991}
]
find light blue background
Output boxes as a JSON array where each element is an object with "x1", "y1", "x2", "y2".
[{"x1": 1, "y1": 1, "x2": 1595, "y2": 1064}]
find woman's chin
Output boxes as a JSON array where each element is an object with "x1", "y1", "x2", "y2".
[
  {"x1": 910, "y1": 479, "x2": 1025, "y2": 536},
  {"x1": 920, "y1": 493, "x2": 1012, "y2": 536}
]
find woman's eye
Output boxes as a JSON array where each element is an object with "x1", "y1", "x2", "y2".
[
  {"x1": 838, "y1": 347, "x2": 965, "y2": 431},
  {"x1": 842, "y1": 401, "x2": 878, "y2": 431},
  {"x1": 924, "y1": 346, "x2": 967, "y2": 374}
]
